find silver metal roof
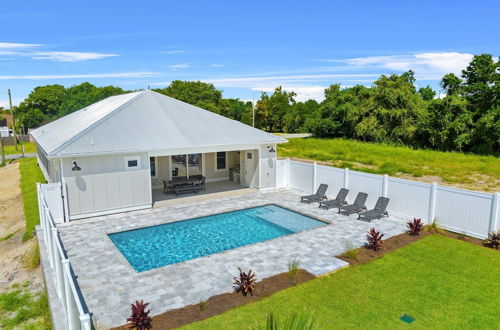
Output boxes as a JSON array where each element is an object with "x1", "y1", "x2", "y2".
[{"x1": 31, "y1": 90, "x2": 287, "y2": 157}]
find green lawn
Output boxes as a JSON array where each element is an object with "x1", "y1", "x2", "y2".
[
  {"x1": 2, "y1": 142, "x2": 36, "y2": 156},
  {"x1": 278, "y1": 138, "x2": 499, "y2": 191},
  {"x1": 182, "y1": 235, "x2": 500, "y2": 329},
  {"x1": 19, "y1": 157, "x2": 45, "y2": 241}
]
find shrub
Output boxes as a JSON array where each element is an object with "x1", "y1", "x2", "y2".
[
  {"x1": 288, "y1": 258, "x2": 301, "y2": 280},
  {"x1": 253, "y1": 312, "x2": 315, "y2": 330},
  {"x1": 366, "y1": 228, "x2": 384, "y2": 251},
  {"x1": 484, "y1": 231, "x2": 500, "y2": 249},
  {"x1": 126, "y1": 300, "x2": 152, "y2": 330},
  {"x1": 340, "y1": 240, "x2": 358, "y2": 260},
  {"x1": 198, "y1": 299, "x2": 208, "y2": 312},
  {"x1": 406, "y1": 218, "x2": 424, "y2": 236},
  {"x1": 233, "y1": 267, "x2": 257, "y2": 296}
]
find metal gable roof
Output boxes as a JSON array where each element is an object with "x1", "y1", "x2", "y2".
[{"x1": 31, "y1": 90, "x2": 286, "y2": 157}]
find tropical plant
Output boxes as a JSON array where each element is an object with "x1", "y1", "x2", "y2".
[
  {"x1": 484, "y1": 230, "x2": 500, "y2": 249},
  {"x1": 406, "y1": 218, "x2": 424, "y2": 236},
  {"x1": 233, "y1": 267, "x2": 257, "y2": 296},
  {"x1": 199, "y1": 299, "x2": 208, "y2": 312},
  {"x1": 253, "y1": 312, "x2": 315, "y2": 330},
  {"x1": 288, "y1": 258, "x2": 301, "y2": 280},
  {"x1": 366, "y1": 228, "x2": 384, "y2": 251},
  {"x1": 126, "y1": 300, "x2": 152, "y2": 330},
  {"x1": 340, "y1": 240, "x2": 359, "y2": 260}
]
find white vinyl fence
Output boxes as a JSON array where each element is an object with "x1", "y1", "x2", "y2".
[
  {"x1": 37, "y1": 183, "x2": 92, "y2": 330},
  {"x1": 277, "y1": 159, "x2": 500, "y2": 239}
]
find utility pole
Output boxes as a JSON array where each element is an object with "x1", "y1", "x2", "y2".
[
  {"x1": 252, "y1": 93, "x2": 255, "y2": 128},
  {"x1": 8, "y1": 89, "x2": 18, "y2": 151},
  {"x1": 0, "y1": 135, "x2": 5, "y2": 165}
]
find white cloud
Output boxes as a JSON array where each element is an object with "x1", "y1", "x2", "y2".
[
  {"x1": 319, "y1": 52, "x2": 473, "y2": 77},
  {"x1": 31, "y1": 51, "x2": 118, "y2": 62},
  {"x1": 210, "y1": 64, "x2": 224, "y2": 67},
  {"x1": 163, "y1": 50, "x2": 185, "y2": 54},
  {"x1": 168, "y1": 63, "x2": 191, "y2": 70},
  {"x1": 0, "y1": 42, "x2": 41, "y2": 48},
  {"x1": 251, "y1": 85, "x2": 327, "y2": 102},
  {"x1": 0, "y1": 72, "x2": 157, "y2": 80},
  {"x1": 0, "y1": 97, "x2": 24, "y2": 107}
]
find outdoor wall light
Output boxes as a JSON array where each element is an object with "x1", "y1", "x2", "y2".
[
  {"x1": 72, "y1": 160, "x2": 81, "y2": 171},
  {"x1": 267, "y1": 145, "x2": 276, "y2": 153}
]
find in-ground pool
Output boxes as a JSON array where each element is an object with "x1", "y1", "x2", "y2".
[{"x1": 108, "y1": 204, "x2": 326, "y2": 272}]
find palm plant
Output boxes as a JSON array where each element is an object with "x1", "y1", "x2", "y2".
[
  {"x1": 126, "y1": 300, "x2": 152, "y2": 330},
  {"x1": 233, "y1": 267, "x2": 257, "y2": 296},
  {"x1": 366, "y1": 228, "x2": 384, "y2": 251}
]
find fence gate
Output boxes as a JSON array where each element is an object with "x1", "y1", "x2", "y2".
[{"x1": 40, "y1": 183, "x2": 65, "y2": 224}]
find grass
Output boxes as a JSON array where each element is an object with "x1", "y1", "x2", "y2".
[
  {"x1": 2, "y1": 142, "x2": 36, "y2": 156},
  {"x1": 0, "y1": 284, "x2": 51, "y2": 330},
  {"x1": 19, "y1": 157, "x2": 45, "y2": 241},
  {"x1": 182, "y1": 235, "x2": 500, "y2": 329},
  {"x1": 287, "y1": 258, "x2": 301, "y2": 280},
  {"x1": 278, "y1": 138, "x2": 500, "y2": 191}
]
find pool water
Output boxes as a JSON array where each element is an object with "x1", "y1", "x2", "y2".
[{"x1": 109, "y1": 204, "x2": 326, "y2": 272}]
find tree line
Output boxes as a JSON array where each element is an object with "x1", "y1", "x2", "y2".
[{"x1": 13, "y1": 54, "x2": 499, "y2": 155}]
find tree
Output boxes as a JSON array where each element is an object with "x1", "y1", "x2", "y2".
[
  {"x1": 418, "y1": 85, "x2": 436, "y2": 101},
  {"x1": 16, "y1": 84, "x2": 66, "y2": 128},
  {"x1": 154, "y1": 81, "x2": 223, "y2": 113},
  {"x1": 441, "y1": 73, "x2": 463, "y2": 96},
  {"x1": 254, "y1": 87, "x2": 296, "y2": 132}
]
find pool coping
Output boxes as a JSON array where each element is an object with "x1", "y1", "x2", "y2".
[{"x1": 105, "y1": 203, "x2": 333, "y2": 274}]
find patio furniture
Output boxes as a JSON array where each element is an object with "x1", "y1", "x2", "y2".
[
  {"x1": 300, "y1": 184, "x2": 328, "y2": 203},
  {"x1": 319, "y1": 188, "x2": 349, "y2": 210},
  {"x1": 358, "y1": 197, "x2": 390, "y2": 221},
  {"x1": 164, "y1": 176, "x2": 206, "y2": 195},
  {"x1": 338, "y1": 192, "x2": 368, "y2": 215},
  {"x1": 174, "y1": 183, "x2": 199, "y2": 196}
]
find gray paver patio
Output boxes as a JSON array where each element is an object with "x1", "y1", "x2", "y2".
[{"x1": 57, "y1": 188, "x2": 408, "y2": 327}]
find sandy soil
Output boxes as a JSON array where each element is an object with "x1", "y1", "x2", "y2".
[{"x1": 0, "y1": 162, "x2": 42, "y2": 292}]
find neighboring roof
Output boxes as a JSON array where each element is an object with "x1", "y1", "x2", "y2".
[{"x1": 30, "y1": 90, "x2": 286, "y2": 157}]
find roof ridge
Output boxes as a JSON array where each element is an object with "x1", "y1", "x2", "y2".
[{"x1": 50, "y1": 90, "x2": 146, "y2": 156}]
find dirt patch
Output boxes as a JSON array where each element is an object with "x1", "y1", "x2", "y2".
[
  {"x1": 0, "y1": 162, "x2": 42, "y2": 292},
  {"x1": 112, "y1": 269, "x2": 315, "y2": 330},
  {"x1": 337, "y1": 227, "x2": 494, "y2": 266}
]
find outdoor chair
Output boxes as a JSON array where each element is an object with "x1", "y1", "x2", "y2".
[
  {"x1": 338, "y1": 192, "x2": 368, "y2": 215},
  {"x1": 319, "y1": 188, "x2": 349, "y2": 210},
  {"x1": 358, "y1": 197, "x2": 390, "y2": 221},
  {"x1": 300, "y1": 184, "x2": 328, "y2": 203}
]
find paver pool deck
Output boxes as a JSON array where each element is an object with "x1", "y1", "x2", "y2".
[{"x1": 56, "y1": 189, "x2": 408, "y2": 327}]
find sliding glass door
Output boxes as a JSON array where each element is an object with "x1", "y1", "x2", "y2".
[{"x1": 172, "y1": 153, "x2": 202, "y2": 178}]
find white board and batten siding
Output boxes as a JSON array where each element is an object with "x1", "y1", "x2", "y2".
[
  {"x1": 279, "y1": 158, "x2": 499, "y2": 239},
  {"x1": 62, "y1": 153, "x2": 151, "y2": 219}
]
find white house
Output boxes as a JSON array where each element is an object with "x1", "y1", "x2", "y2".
[{"x1": 31, "y1": 90, "x2": 287, "y2": 220}]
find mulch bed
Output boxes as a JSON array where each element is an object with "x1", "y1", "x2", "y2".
[
  {"x1": 337, "y1": 226, "x2": 493, "y2": 266},
  {"x1": 112, "y1": 269, "x2": 315, "y2": 330}
]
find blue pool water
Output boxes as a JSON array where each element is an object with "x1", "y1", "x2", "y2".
[{"x1": 109, "y1": 204, "x2": 326, "y2": 272}]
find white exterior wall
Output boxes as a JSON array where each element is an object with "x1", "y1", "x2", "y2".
[
  {"x1": 258, "y1": 144, "x2": 277, "y2": 189},
  {"x1": 62, "y1": 153, "x2": 151, "y2": 219}
]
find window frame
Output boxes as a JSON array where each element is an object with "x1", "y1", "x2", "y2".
[
  {"x1": 149, "y1": 156, "x2": 158, "y2": 178},
  {"x1": 214, "y1": 151, "x2": 227, "y2": 171},
  {"x1": 124, "y1": 155, "x2": 141, "y2": 171}
]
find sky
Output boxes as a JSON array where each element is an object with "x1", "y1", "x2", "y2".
[{"x1": 0, "y1": 0, "x2": 499, "y2": 107}]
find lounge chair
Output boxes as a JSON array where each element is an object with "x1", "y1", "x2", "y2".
[
  {"x1": 338, "y1": 192, "x2": 368, "y2": 215},
  {"x1": 358, "y1": 197, "x2": 390, "y2": 221},
  {"x1": 319, "y1": 188, "x2": 349, "y2": 210},
  {"x1": 300, "y1": 184, "x2": 328, "y2": 203}
]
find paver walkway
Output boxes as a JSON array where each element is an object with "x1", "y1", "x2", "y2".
[{"x1": 57, "y1": 189, "x2": 407, "y2": 327}]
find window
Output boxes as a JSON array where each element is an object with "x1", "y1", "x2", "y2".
[
  {"x1": 150, "y1": 157, "x2": 157, "y2": 177},
  {"x1": 124, "y1": 156, "x2": 141, "y2": 170},
  {"x1": 247, "y1": 152, "x2": 253, "y2": 159},
  {"x1": 216, "y1": 152, "x2": 226, "y2": 170}
]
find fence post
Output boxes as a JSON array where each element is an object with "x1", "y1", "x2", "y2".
[
  {"x1": 312, "y1": 163, "x2": 317, "y2": 193},
  {"x1": 45, "y1": 208, "x2": 54, "y2": 269},
  {"x1": 286, "y1": 158, "x2": 290, "y2": 188},
  {"x1": 343, "y1": 168, "x2": 349, "y2": 189},
  {"x1": 52, "y1": 227, "x2": 64, "y2": 299},
  {"x1": 63, "y1": 259, "x2": 78, "y2": 330},
  {"x1": 488, "y1": 193, "x2": 499, "y2": 233},
  {"x1": 427, "y1": 182, "x2": 437, "y2": 224},
  {"x1": 80, "y1": 313, "x2": 91, "y2": 330},
  {"x1": 382, "y1": 174, "x2": 388, "y2": 197}
]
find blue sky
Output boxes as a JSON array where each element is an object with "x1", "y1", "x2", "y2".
[{"x1": 1, "y1": 0, "x2": 498, "y2": 106}]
